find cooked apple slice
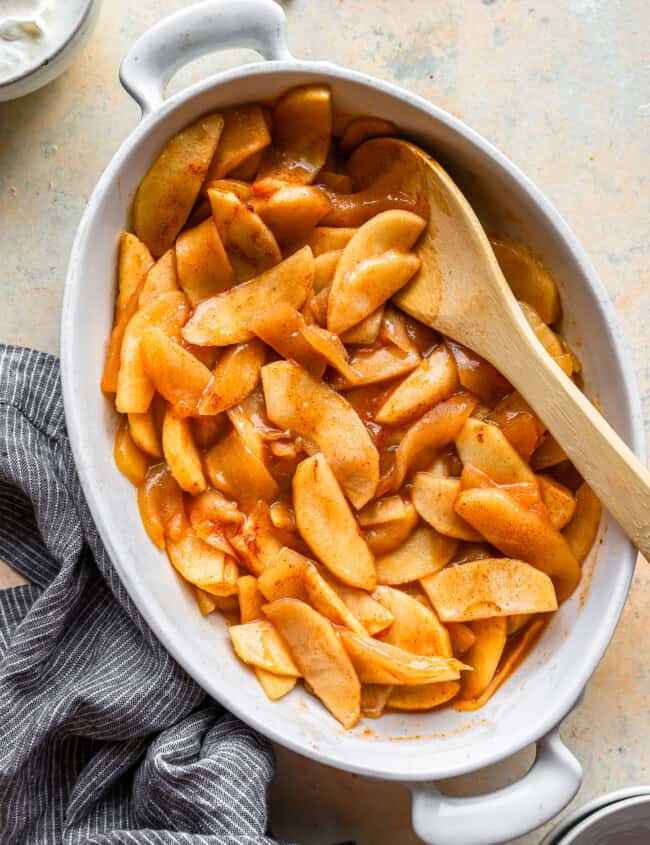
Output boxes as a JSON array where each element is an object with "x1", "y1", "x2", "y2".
[
  {"x1": 128, "y1": 406, "x2": 162, "y2": 458},
  {"x1": 447, "y1": 622, "x2": 476, "y2": 655},
  {"x1": 376, "y1": 344, "x2": 458, "y2": 425},
  {"x1": 456, "y1": 417, "x2": 537, "y2": 486},
  {"x1": 538, "y1": 475, "x2": 576, "y2": 530},
  {"x1": 167, "y1": 528, "x2": 238, "y2": 596},
  {"x1": 250, "y1": 303, "x2": 327, "y2": 378},
  {"x1": 457, "y1": 618, "x2": 545, "y2": 711},
  {"x1": 293, "y1": 454, "x2": 376, "y2": 590},
  {"x1": 329, "y1": 251, "x2": 421, "y2": 335},
  {"x1": 114, "y1": 418, "x2": 150, "y2": 485},
  {"x1": 188, "y1": 488, "x2": 242, "y2": 556},
  {"x1": 455, "y1": 487, "x2": 581, "y2": 601},
  {"x1": 204, "y1": 178, "x2": 252, "y2": 201},
  {"x1": 426, "y1": 558, "x2": 557, "y2": 622},
  {"x1": 161, "y1": 406, "x2": 207, "y2": 495},
  {"x1": 140, "y1": 328, "x2": 211, "y2": 417},
  {"x1": 412, "y1": 475, "x2": 483, "y2": 542},
  {"x1": 447, "y1": 341, "x2": 512, "y2": 404},
  {"x1": 339, "y1": 632, "x2": 466, "y2": 685},
  {"x1": 258, "y1": 547, "x2": 367, "y2": 635},
  {"x1": 319, "y1": 575, "x2": 394, "y2": 635},
  {"x1": 491, "y1": 238, "x2": 560, "y2": 324},
  {"x1": 208, "y1": 188, "x2": 281, "y2": 283},
  {"x1": 361, "y1": 684, "x2": 394, "y2": 718},
  {"x1": 325, "y1": 137, "x2": 429, "y2": 226},
  {"x1": 198, "y1": 339, "x2": 266, "y2": 415},
  {"x1": 327, "y1": 210, "x2": 426, "y2": 334},
  {"x1": 229, "y1": 620, "x2": 301, "y2": 676},
  {"x1": 137, "y1": 464, "x2": 186, "y2": 548},
  {"x1": 563, "y1": 482, "x2": 602, "y2": 563},
  {"x1": 255, "y1": 669, "x2": 297, "y2": 701},
  {"x1": 115, "y1": 292, "x2": 189, "y2": 414},
  {"x1": 139, "y1": 249, "x2": 179, "y2": 304},
  {"x1": 206, "y1": 105, "x2": 271, "y2": 180},
  {"x1": 307, "y1": 227, "x2": 356, "y2": 256},
  {"x1": 183, "y1": 247, "x2": 314, "y2": 346},
  {"x1": 134, "y1": 113, "x2": 224, "y2": 256},
  {"x1": 388, "y1": 681, "x2": 459, "y2": 711},
  {"x1": 340, "y1": 117, "x2": 398, "y2": 155},
  {"x1": 313, "y1": 250, "x2": 341, "y2": 292},
  {"x1": 205, "y1": 433, "x2": 279, "y2": 515},
  {"x1": 488, "y1": 391, "x2": 545, "y2": 459},
  {"x1": 375, "y1": 525, "x2": 457, "y2": 585},
  {"x1": 519, "y1": 301, "x2": 572, "y2": 375},
  {"x1": 193, "y1": 586, "x2": 218, "y2": 616},
  {"x1": 263, "y1": 598, "x2": 361, "y2": 728},
  {"x1": 261, "y1": 360, "x2": 379, "y2": 509},
  {"x1": 359, "y1": 496, "x2": 412, "y2": 527},
  {"x1": 391, "y1": 393, "x2": 478, "y2": 489},
  {"x1": 363, "y1": 505, "x2": 420, "y2": 556},
  {"x1": 375, "y1": 585, "x2": 452, "y2": 657},
  {"x1": 116, "y1": 232, "x2": 153, "y2": 315},
  {"x1": 460, "y1": 617, "x2": 507, "y2": 700},
  {"x1": 530, "y1": 433, "x2": 568, "y2": 471},
  {"x1": 258, "y1": 85, "x2": 332, "y2": 184},
  {"x1": 175, "y1": 218, "x2": 234, "y2": 305},
  {"x1": 102, "y1": 280, "x2": 148, "y2": 394},
  {"x1": 332, "y1": 343, "x2": 421, "y2": 390},
  {"x1": 251, "y1": 182, "x2": 332, "y2": 246},
  {"x1": 340, "y1": 307, "x2": 385, "y2": 345},
  {"x1": 317, "y1": 171, "x2": 354, "y2": 193}
]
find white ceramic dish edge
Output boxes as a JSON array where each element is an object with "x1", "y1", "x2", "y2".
[{"x1": 60, "y1": 3, "x2": 646, "y2": 844}]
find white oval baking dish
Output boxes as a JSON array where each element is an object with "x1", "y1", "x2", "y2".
[{"x1": 59, "y1": 2, "x2": 645, "y2": 844}]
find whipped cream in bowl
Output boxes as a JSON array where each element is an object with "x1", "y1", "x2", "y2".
[{"x1": 0, "y1": 0, "x2": 98, "y2": 98}]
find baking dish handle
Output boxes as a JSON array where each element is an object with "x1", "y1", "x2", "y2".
[
  {"x1": 409, "y1": 728, "x2": 582, "y2": 845},
  {"x1": 120, "y1": 0, "x2": 293, "y2": 117}
]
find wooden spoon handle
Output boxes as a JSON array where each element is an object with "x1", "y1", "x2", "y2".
[{"x1": 490, "y1": 313, "x2": 650, "y2": 560}]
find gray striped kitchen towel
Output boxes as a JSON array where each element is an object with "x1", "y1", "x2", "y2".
[{"x1": 0, "y1": 345, "x2": 294, "y2": 845}]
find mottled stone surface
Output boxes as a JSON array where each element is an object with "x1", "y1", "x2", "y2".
[{"x1": 0, "y1": 1, "x2": 648, "y2": 842}]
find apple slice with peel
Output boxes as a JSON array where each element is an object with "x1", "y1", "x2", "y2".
[
  {"x1": 263, "y1": 598, "x2": 361, "y2": 729},
  {"x1": 182, "y1": 247, "x2": 314, "y2": 346},
  {"x1": 229, "y1": 620, "x2": 301, "y2": 676},
  {"x1": 327, "y1": 210, "x2": 426, "y2": 334},
  {"x1": 425, "y1": 558, "x2": 558, "y2": 622},
  {"x1": 456, "y1": 417, "x2": 537, "y2": 486},
  {"x1": 293, "y1": 454, "x2": 376, "y2": 591},
  {"x1": 339, "y1": 631, "x2": 467, "y2": 685},
  {"x1": 261, "y1": 360, "x2": 379, "y2": 509}
]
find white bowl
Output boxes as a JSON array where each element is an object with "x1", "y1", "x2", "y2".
[
  {"x1": 59, "y1": 2, "x2": 645, "y2": 844},
  {"x1": 0, "y1": 0, "x2": 100, "y2": 102},
  {"x1": 556, "y1": 794, "x2": 650, "y2": 845},
  {"x1": 540, "y1": 786, "x2": 650, "y2": 845}
]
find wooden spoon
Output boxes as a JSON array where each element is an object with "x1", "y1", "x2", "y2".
[{"x1": 367, "y1": 137, "x2": 650, "y2": 559}]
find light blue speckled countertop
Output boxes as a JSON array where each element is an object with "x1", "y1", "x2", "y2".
[{"x1": 1, "y1": 2, "x2": 649, "y2": 843}]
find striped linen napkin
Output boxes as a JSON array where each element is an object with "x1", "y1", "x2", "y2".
[{"x1": 0, "y1": 345, "x2": 296, "y2": 845}]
